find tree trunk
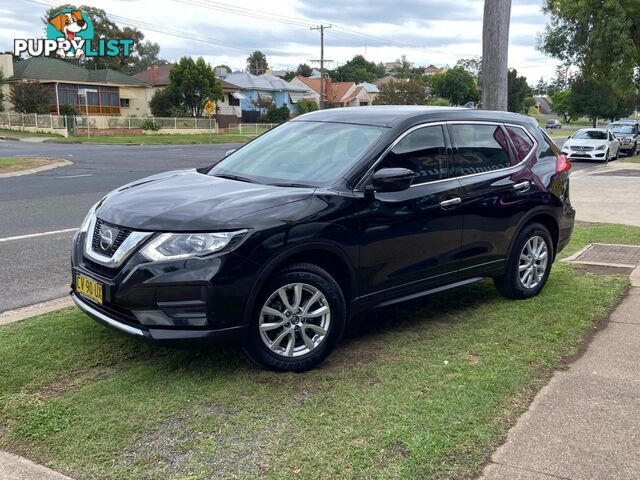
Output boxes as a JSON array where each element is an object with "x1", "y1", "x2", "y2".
[
  {"x1": 482, "y1": 0, "x2": 512, "y2": 111},
  {"x1": 592, "y1": 116, "x2": 597, "y2": 127}
]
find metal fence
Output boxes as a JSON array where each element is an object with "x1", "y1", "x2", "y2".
[
  {"x1": 226, "y1": 123, "x2": 278, "y2": 135},
  {"x1": 0, "y1": 113, "x2": 219, "y2": 132}
]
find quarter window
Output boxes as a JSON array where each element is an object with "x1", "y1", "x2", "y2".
[
  {"x1": 450, "y1": 124, "x2": 513, "y2": 175},
  {"x1": 506, "y1": 126, "x2": 534, "y2": 161},
  {"x1": 378, "y1": 125, "x2": 448, "y2": 184}
]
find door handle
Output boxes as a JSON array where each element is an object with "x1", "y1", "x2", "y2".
[
  {"x1": 439, "y1": 197, "x2": 462, "y2": 209},
  {"x1": 513, "y1": 181, "x2": 531, "y2": 192}
]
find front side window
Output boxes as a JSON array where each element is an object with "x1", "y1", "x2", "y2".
[
  {"x1": 450, "y1": 124, "x2": 513, "y2": 175},
  {"x1": 209, "y1": 121, "x2": 385, "y2": 186},
  {"x1": 377, "y1": 125, "x2": 448, "y2": 184}
]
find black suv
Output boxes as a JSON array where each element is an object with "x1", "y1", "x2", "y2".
[{"x1": 71, "y1": 107, "x2": 575, "y2": 371}]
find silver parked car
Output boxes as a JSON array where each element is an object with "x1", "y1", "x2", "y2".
[
  {"x1": 561, "y1": 128, "x2": 620, "y2": 162},
  {"x1": 607, "y1": 120, "x2": 639, "y2": 156}
]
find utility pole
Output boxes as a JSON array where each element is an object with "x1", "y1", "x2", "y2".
[
  {"x1": 311, "y1": 24, "x2": 332, "y2": 108},
  {"x1": 481, "y1": 0, "x2": 512, "y2": 111}
]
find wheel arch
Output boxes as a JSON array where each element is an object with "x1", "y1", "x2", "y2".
[
  {"x1": 509, "y1": 209, "x2": 560, "y2": 261},
  {"x1": 242, "y1": 242, "x2": 357, "y2": 327}
]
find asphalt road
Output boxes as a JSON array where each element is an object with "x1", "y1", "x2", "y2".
[
  {"x1": 0, "y1": 138, "x2": 600, "y2": 313},
  {"x1": 0, "y1": 140, "x2": 240, "y2": 312}
]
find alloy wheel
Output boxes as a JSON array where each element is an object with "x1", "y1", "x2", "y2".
[
  {"x1": 518, "y1": 235, "x2": 549, "y2": 289},
  {"x1": 259, "y1": 283, "x2": 331, "y2": 357}
]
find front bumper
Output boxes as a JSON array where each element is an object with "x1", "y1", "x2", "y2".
[
  {"x1": 71, "y1": 292, "x2": 247, "y2": 347},
  {"x1": 561, "y1": 149, "x2": 608, "y2": 160}
]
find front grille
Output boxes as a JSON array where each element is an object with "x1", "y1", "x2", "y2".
[
  {"x1": 571, "y1": 146, "x2": 594, "y2": 152},
  {"x1": 92, "y1": 218, "x2": 132, "y2": 257},
  {"x1": 83, "y1": 257, "x2": 120, "y2": 278}
]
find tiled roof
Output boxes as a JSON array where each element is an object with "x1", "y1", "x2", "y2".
[
  {"x1": 294, "y1": 76, "x2": 356, "y2": 103},
  {"x1": 132, "y1": 63, "x2": 173, "y2": 86},
  {"x1": 9, "y1": 57, "x2": 148, "y2": 86}
]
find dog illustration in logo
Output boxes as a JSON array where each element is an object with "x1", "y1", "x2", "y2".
[{"x1": 48, "y1": 10, "x2": 87, "y2": 58}]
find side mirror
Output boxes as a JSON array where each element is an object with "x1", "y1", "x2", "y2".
[
  {"x1": 224, "y1": 149, "x2": 236, "y2": 157},
  {"x1": 368, "y1": 168, "x2": 415, "y2": 193}
]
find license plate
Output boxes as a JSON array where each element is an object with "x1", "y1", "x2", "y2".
[{"x1": 75, "y1": 273, "x2": 104, "y2": 304}]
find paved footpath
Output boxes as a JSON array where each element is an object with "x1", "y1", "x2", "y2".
[
  {"x1": 0, "y1": 451, "x2": 72, "y2": 480},
  {"x1": 479, "y1": 268, "x2": 640, "y2": 480}
]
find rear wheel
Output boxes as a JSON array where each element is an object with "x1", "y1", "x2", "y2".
[
  {"x1": 244, "y1": 263, "x2": 346, "y2": 372},
  {"x1": 494, "y1": 223, "x2": 554, "y2": 300}
]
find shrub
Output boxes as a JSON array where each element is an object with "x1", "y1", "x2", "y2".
[
  {"x1": 426, "y1": 97, "x2": 450, "y2": 106},
  {"x1": 59, "y1": 104, "x2": 78, "y2": 116},
  {"x1": 296, "y1": 99, "x2": 319, "y2": 115},
  {"x1": 259, "y1": 105, "x2": 290, "y2": 123},
  {"x1": 141, "y1": 119, "x2": 161, "y2": 131}
]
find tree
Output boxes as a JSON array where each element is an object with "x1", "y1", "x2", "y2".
[
  {"x1": 568, "y1": 76, "x2": 632, "y2": 126},
  {"x1": 535, "y1": 77, "x2": 547, "y2": 96},
  {"x1": 455, "y1": 56, "x2": 482, "y2": 81},
  {"x1": 165, "y1": 57, "x2": 223, "y2": 117},
  {"x1": 482, "y1": 0, "x2": 512, "y2": 110},
  {"x1": 540, "y1": 0, "x2": 639, "y2": 91},
  {"x1": 550, "y1": 89, "x2": 573, "y2": 122},
  {"x1": 331, "y1": 55, "x2": 382, "y2": 83},
  {"x1": 148, "y1": 88, "x2": 175, "y2": 117},
  {"x1": 395, "y1": 55, "x2": 413, "y2": 79},
  {"x1": 374, "y1": 80, "x2": 428, "y2": 105},
  {"x1": 432, "y1": 67, "x2": 480, "y2": 106},
  {"x1": 295, "y1": 99, "x2": 319, "y2": 115},
  {"x1": 247, "y1": 51, "x2": 268, "y2": 75},
  {"x1": 296, "y1": 63, "x2": 313, "y2": 77},
  {"x1": 43, "y1": 4, "x2": 166, "y2": 74},
  {"x1": 9, "y1": 82, "x2": 50, "y2": 113},
  {"x1": 251, "y1": 95, "x2": 274, "y2": 114},
  {"x1": 507, "y1": 69, "x2": 533, "y2": 113}
]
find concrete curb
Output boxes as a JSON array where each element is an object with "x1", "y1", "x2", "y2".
[
  {"x1": 0, "y1": 451, "x2": 73, "y2": 479},
  {"x1": 0, "y1": 159, "x2": 73, "y2": 178},
  {"x1": 0, "y1": 297, "x2": 73, "y2": 326}
]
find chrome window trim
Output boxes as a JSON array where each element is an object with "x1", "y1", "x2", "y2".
[
  {"x1": 83, "y1": 214, "x2": 153, "y2": 267},
  {"x1": 354, "y1": 120, "x2": 538, "y2": 191}
]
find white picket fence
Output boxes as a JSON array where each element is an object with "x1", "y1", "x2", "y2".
[{"x1": 226, "y1": 123, "x2": 278, "y2": 135}]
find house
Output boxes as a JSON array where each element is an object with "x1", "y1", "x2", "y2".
[
  {"x1": 222, "y1": 71, "x2": 308, "y2": 122},
  {"x1": 423, "y1": 64, "x2": 447, "y2": 76},
  {"x1": 384, "y1": 60, "x2": 414, "y2": 74},
  {"x1": 0, "y1": 54, "x2": 150, "y2": 116},
  {"x1": 133, "y1": 63, "x2": 243, "y2": 126},
  {"x1": 357, "y1": 82, "x2": 380, "y2": 104},
  {"x1": 290, "y1": 76, "x2": 377, "y2": 107},
  {"x1": 373, "y1": 75, "x2": 400, "y2": 87}
]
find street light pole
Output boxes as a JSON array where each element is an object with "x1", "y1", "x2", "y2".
[{"x1": 481, "y1": 0, "x2": 512, "y2": 111}]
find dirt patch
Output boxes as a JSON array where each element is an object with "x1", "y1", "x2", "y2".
[{"x1": 571, "y1": 264, "x2": 634, "y2": 276}]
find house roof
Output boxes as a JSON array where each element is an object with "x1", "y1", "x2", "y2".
[
  {"x1": 357, "y1": 82, "x2": 379, "y2": 93},
  {"x1": 373, "y1": 75, "x2": 399, "y2": 87},
  {"x1": 293, "y1": 76, "x2": 356, "y2": 104},
  {"x1": 132, "y1": 63, "x2": 173, "y2": 86},
  {"x1": 9, "y1": 57, "x2": 148, "y2": 86},
  {"x1": 223, "y1": 71, "x2": 307, "y2": 92}
]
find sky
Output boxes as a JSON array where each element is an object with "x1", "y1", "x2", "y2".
[{"x1": 0, "y1": 0, "x2": 560, "y2": 84}]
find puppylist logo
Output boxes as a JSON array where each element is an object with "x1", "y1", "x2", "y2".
[{"x1": 14, "y1": 8, "x2": 133, "y2": 59}]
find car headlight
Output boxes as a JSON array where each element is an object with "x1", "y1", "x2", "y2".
[
  {"x1": 141, "y1": 230, "x2": 248, "y2": 261},
  {"x1": 596, "y1": 144, "x2": 607, "y2": 150}
]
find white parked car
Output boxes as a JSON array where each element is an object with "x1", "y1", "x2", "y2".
[{"x1": 561, "y1": 128, "x2": 620, "y2": 162}]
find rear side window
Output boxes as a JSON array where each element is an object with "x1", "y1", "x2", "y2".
[
  {"x1": 378, "y1": 125, "x2": 448, "y2": 184},
  {"x1": 449, "y1": 124, "x2": 513, "y2": 175},
  {"x1": 506, "y1": 126, "x2": 534, "y2": 161}
]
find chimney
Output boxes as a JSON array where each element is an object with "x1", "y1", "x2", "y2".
[
  {"x1": 0, "y1": 53, "x2": 14, "y2": 78},
  {"x1": 150, "y1": 64, "x2": 159, "y2": 84}
]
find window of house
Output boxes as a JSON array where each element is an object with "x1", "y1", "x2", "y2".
[
  {"x1": 120, "y1": 98, "x2": 130, "y2": 108},
  {"x1": 228, "y1": 94, "x2": 240, "y2": 106},
  {"x1": 377, "y1": 125, "x2": 449, "y2": 184},
  {"x1": 505, "y1": 126, "x2": 534, "y2": 161},
  {"x1": 450, "y1": 124, "x2": 513, "y2": 175}
]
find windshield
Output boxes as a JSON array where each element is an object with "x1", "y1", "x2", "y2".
[
  {"x1": 209, "y1": 121, "x2": 385, "y2": 186},
  {"x1": 572, "y1": 130, "x2": 607, "y2": 140},
  {"x1": 609, "y1": 124, "x2": 636, "y2": 134}
]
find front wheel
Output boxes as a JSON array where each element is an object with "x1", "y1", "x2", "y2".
[
  {"x1": 243, "y1": 263, "x2": 346, "y2": 372},
  {"x1": 494, "y1": 223, "x2": 554, "y2": 300}
]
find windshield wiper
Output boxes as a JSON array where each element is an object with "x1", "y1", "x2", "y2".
[
  {"x1": 214, "y1": 173, "x2": 259, "y2": 184},
  {"x1": 269, "y1": 182, "x2": 314, "y2": 188}
]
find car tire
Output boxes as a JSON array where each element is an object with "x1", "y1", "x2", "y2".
[
  {"x1": 605, "y1": 148, "x2": 610, "y2": 163},
  {"x1": 615, "y1": 148, "x2": 620, "y2": 160},
  {"x1": 493, "y1": 223, "x2": 554, "y2": 300},
  {"x1": 243, "y1": 263, "x2": 346, "y2": 372}
]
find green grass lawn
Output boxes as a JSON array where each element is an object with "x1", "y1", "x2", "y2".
[
  {"x1": 50, "y1": 134, "x2": 253, "y2": 145},
  {"x1": 0, "y1": 129, "x2": 61, "y2": 139},
  {"x1": 0, "y1": 157, "x2": 56, "y2": 172},
  {"x1": 1, "y1": 223, "x2": 638, "y2": 479}
]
